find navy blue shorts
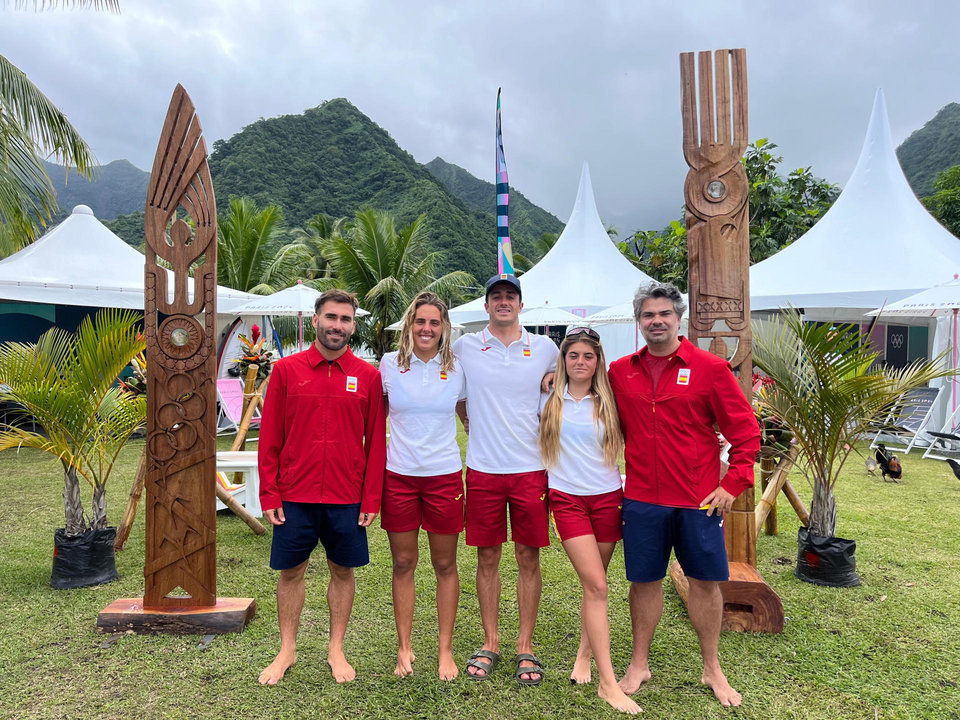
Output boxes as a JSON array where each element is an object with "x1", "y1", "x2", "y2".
[
  {"x1": 622, "y1": 499, "x2": 728, "y2": 582},
  {"x1": 270, "y1": 501, "x2": 369, "y2": 570}
]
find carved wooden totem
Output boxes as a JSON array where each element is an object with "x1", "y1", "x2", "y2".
[
  {"x1": 143, "y1": 85, "x2": 219, "y2": 608},
  {"x1": 675, "y1": 50, "x2": 783, "y2": 633},
  {"x1": 682, "y1": 48, "x2": 752, "y2": 399}
]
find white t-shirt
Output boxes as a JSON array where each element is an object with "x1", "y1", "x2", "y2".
[
  {"x1": 454, "y1": 326, "x2": 559, "y2": 473},
  {"x1": 380, "y1": 351, "x2": 465, "y2": 476},
  {"x1": 540, "y1": 389, "x2": 623, "y2": 496}
]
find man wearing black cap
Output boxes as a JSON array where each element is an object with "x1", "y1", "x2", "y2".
[{"x1": 453, "y1": 273, "x2": 559, "y2": 685}]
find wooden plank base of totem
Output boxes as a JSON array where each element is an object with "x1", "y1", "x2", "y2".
[
  {"x1": 97, "y1": 597, "x2": 256, "y2": 635},
  {"x1": 669, "y1": 560, "x2": 784, "y2": 634}
]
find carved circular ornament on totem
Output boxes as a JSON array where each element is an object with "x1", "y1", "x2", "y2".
[
  {"x1": 685, "y1": 163, "x2": 748, "y2": 218},
  {"x1": 158, "y1": 315, "x2": 204, "y2": 362}
]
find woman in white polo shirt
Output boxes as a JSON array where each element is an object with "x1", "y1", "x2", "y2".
[
  {"x1": 539, "y1": 327, "x2": 640, "y2": 715},
  {"x1": 380, "y1": 291, "x2": 465, "y2": 681}
]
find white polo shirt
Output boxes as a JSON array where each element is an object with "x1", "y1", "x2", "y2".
[
  {"x1": 539, "y1": 389, "x2": 623, "y2": 496},
  {"x1": 380, "y1": 351, "x2": 465, "y2": 476},
  {"x1": 454, "y1": 326, "x2": 559, "y2": 474}
]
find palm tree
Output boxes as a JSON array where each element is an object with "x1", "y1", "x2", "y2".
[
  {"x1": 276, "y1": 212, "x2": 350, "y2": 285},
  {"x1": 217, "y1": 196, "x2": 294, "y2": 294},
  {"x1": 325, "y1": 209, "x2": 473, "y2": 359},
  {"x1": 513, "y1": 231, "x2": 558, "y2": 275},
  {"x1": 0, "y1": 308, "x2": 146, "y2": 536},
  {"x1": 752, "y1": 308, "x2": 951, "y2": 538},
  {"x1": 0, "y1": 54, "x2": 98, "y2": 256}
]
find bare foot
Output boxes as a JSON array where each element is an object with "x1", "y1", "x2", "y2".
[
  {"x1": 438, "y1": 650, "x2": 459, "y2": 681},
  {"x1": 394, "y1": 648, "x2": 416, "y2": 678},
  {"x1": 599, "y1": 681, "x2": 643, "y2": 715},
  {"x1": 328, "y1": 648, "x2": 356, "y2": 683},
  {"x1": 618, "y1": 663, "x2": 651, "y2": 694},
  {"x1": 702, "y1": 670, "x2": 742, "y2": 707},
  {"x1": 258, "y1": 649, "x2": 296, "y2": 686},
  {"x1": 570, "y1": 652, "x2": 592, "y2": 685}
]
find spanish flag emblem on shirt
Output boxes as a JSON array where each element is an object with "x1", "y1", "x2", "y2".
[
  {"x1": 523, "y1": 347, "x2": 531, "y2": 357},
  {"x1": 346, "y1": 376, "x2": 358, "y2": 392},
  {"x1": 440, "y1": 371, "x2": 448, "y2": 381}
]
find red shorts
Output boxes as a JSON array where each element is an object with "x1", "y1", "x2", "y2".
[
  {"x1": 549, "y1": 488, "x2": 623, "y2": 543},
  {"x1": 380, "y1": 470, "x2": 464, "y2": 534},
  {"x1": 465, "y1": 468, "x2": 549, "y2": 548}
]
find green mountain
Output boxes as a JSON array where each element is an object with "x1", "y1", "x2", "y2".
[
  {"x1": 897, "y1": 102, "x2": 960, "y2": 198},
  {"x1": 425, "y1": 157, "x2": 564, "y2": 248},
  {"x1": 206, "y1": 98, "x2": 559, "y2": 283},
  {"x1": 43, "y1": 159, "x2": 149, "y2": 223}
]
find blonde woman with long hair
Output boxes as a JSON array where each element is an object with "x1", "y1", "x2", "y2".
[
  {"x1": 379, "y1": 292, "x2": 465, "y2": 680},
  {"x1": 539, "y1": 328, "x2": 640, "y2": 715}
]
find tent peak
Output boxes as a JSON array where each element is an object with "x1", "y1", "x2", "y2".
[{"x1": 72, "y1": 205, "x2": 95, "y2": 216}]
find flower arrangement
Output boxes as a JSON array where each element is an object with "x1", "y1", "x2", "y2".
[
  {"x1": 119, "y1": 348, "x2": 147, "y2": 397},
  {"x1": 231, "y1": 324, "x2": 276, "y2": 382},
  {"x1": 753, "y1": 372, "x2": 793, "y2": 457}
]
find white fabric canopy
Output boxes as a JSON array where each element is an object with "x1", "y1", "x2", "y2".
[
  {"x1": 750, "y1": 89, "x2": 960, "y2": 312},
  {"x1": 233, "y1": 281, "x2": 369, "y2": 317},
  {"x1": 0, "y1": 205, "x2": 256, "y2": 314},
  {"x1": 868, "y1": 279, "x2": 960, "y2": 422},
  {"x1": 518, "y1": 306, "x2": 584, "y2": 326},
  {"x1": 449, "y1": 162, "x2": 655, "y2": 326}
]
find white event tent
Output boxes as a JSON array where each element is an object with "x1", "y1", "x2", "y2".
[
  {"x1": 448, "y1": 162, "x2": 655, "y2": 360},
  {"x1": 0, "y1": 205, "x2": 256, "y2": 342},
  {"x1": 750, "y1": 89, "x2": 960, "y2": 432},
  {"x1": 750, "y1": 89, "x2": 960, "y2": 317}
]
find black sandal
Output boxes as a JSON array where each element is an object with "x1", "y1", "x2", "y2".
[
  {"x1": 514, "y1": 653, "x2": 545, "y2": 686},
  {"x1": 465, "y1": 649, "x2": 501, "y2": 680}
]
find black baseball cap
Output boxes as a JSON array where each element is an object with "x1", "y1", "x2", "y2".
[{"x1": 484, "y1": 273, "x2": 522, "y2": 300}]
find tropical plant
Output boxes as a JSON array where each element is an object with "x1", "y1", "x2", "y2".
[
  {"x1": 752, "y1": 308, "x2": 951, "y2": 538},
  {"x1": 922, "y1": 164, "x2": 960, "y2": 238},
  {"x1": 743, "y1": 138, "x2": 839, "y2": 263},
  {"x1": 619, "y1": 218, "x2": 689, "y2": 291},
  {"x1": 0, "y1": 54, "x2": 98, "y2": 257},
  {"x1": 324, "y1": 209, "x2": 474, "y2": 359},
  {"x1": 217, "y1": 196, "x2": 293, "y2": 294},
  {"x1": 513, "y1": 231, "x2": 558, "y2": 274},
  {"x1": 275, "y1": 212, "x2": 349, "y2": 285},
  {"x1": 0, "y1": 308, "x2": 146, "y2": 535}
]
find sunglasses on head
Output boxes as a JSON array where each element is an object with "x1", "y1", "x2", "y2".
[{"x1": 565, "y1": 326, "x2": 600, "y2": 340}]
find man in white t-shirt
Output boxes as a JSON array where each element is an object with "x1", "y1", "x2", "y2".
[{"x1": 453, "y1": 273, "x2": 560, "y2": 685}]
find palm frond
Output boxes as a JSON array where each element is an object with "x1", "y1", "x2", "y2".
[{"x1": 0, "y1": 54, "x2": 97, "y2": 174}]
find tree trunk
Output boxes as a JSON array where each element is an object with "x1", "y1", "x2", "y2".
[
  {"x1": 808, "y1": 478, "x2": 836, "y2": 537},
  {"x1": 91, "y1": 482, "x2": 108, "y2": 530},
  {"x1": 62, "y1": 463, "x2": 86, "y2": 536}
]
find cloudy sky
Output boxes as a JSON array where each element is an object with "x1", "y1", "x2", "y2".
[{"x1": 3, "y1": 1, "x2": 958, "y2": 235}]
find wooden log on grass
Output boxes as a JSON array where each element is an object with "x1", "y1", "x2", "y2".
[
  {"x1": 114, "y1": 448, "x2": 147, "y2": 551},
  {"x1": 215, "y1": 484, "x2": 266, "y2": 535},
  {"x1": 670, "y1": 559, "x2": 784, "y2": 633},
  {"x1": 782, "y1": 479, "x2": 810, "y2": 526},
  {"x1": 755, "y1": 445, "x2": 800, "y2": 536},
  {"x1": 759, "y1": 451, "x2": 777, "y2": 535}
]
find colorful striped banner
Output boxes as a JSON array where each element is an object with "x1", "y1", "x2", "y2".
[{"x1": 496, "y1": 88, "x2": 515, "y2": 275}]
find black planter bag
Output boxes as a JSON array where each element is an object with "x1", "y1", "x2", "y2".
[
  {"x1": 794, "y1": 526, "x2": 860, "y2": 587},
  {"x1": 50, "y1": 527, "x2": 120, "y2": 589}
]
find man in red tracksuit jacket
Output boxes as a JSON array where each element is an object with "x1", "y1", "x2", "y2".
[
  {"x1": 257, "y1": 289, "x2": 386, "y2": 686},
  {"x1": 609, "y1": 281, "x2": 759, "y2": 708}
]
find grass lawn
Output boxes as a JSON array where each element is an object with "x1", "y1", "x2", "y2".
[{"x1": 1, "y1": 435, "x2": 959, "y2": 720}]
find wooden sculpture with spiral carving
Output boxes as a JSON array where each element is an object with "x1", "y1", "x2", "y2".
[{"x1": 143, "y1": 84, "x2": 219, "y2": 608}]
